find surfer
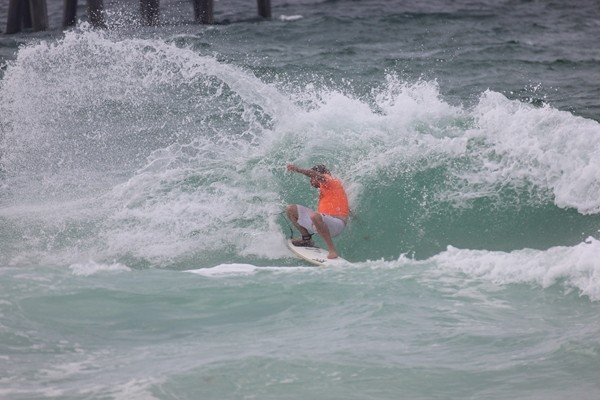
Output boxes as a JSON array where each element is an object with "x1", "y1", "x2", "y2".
[{"x1": 286, "y1": 164, "x2": 349, "y2": 259}]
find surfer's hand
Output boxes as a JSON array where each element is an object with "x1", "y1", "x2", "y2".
[{"x1": 287, "y1": 164, "x2": 298, "y2": 172}]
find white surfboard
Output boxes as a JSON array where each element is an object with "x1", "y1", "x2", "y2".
[{"x1": 286, "y1": 239, "x2": 350, "y2": 266}]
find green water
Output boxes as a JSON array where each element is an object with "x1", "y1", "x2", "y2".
[{"x1": 2, "y1": 0, "x2": 600, "y2": 398}]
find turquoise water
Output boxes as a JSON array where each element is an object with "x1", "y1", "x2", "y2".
[{"x1": 2, "y1": 0, "x2": 600, "y2": 398}]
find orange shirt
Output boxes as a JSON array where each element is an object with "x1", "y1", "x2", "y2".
[{"x1": 317, "y1": 175, "x2": 349, "y2": 216}]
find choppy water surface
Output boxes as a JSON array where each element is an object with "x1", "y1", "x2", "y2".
[{"x1": 2, "y1": 1, "x2": 600, "y2": 398}]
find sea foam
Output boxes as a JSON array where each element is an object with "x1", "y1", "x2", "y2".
[{"x1": 432, "y1": 237, "x2": 600, "y2": 300}]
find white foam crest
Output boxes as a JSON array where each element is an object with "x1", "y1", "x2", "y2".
[
  {"x1": 465, "y1": 90, "x2": 600, "y2": 213},
  {"x1": 186, "y1": 263, "x2": 314, "y2": 277},
  {"x1": 1, "y1": 25, "x2": 300, "y2": 265},
  {"x1": 277, "y1": 78, "x2": 600, "y2": 218},
  {"x1": 273, "y1": 77, "x2": 470, "y2": 208},
  {"x1": 294, "y1": 79, "x2": 600, "y2": 216},
  {"x1": 0, "y1": 24, "x2": 295, "y2": 178},
  {"x1": 279, "y1": 15, "x2": 304, "y2": 22},
  {"x1": 432, "y1": 237, "x2": 600, "y2": 301},
  {"x1": 375, "y1": 75, "x2": 466, "y2": 137},
  {"x1": 69, "y1": 260, "x2": 131, "y2": 276},
  {"x1": 104, "y1": 138, "x2": 286, "y2": 261},
  {"x1": 6, "y1": 25, "x2": 599, "y2": 269},
  {"x1": 107, "y1": 378, "x2": 161, "y2": 400}
]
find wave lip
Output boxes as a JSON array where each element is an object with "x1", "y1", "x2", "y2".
[
  {"x1": 432, "y1": 237, "x2": 600, "y2": 301},
  {"x1": 1, "y1": 25, "x2": 600, "y2": 269},
  {"x1": 69, "y1": 260, "x2": 131, "y2": 276},
  {"x1": 469, "y1": 90, "x2": 600, "y2": 215}
]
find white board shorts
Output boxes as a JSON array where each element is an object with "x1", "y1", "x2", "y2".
[{"x1": 296, "y1": 204, "x2": 346, "y2": 238}]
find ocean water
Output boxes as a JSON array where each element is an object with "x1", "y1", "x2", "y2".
[{"x1": 2, "y1": 0, "x2": 600, "y2": 398}]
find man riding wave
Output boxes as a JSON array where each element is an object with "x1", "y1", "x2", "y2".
[{"x1": 286, "y1": 164, "x2": 349, "y2": 259}]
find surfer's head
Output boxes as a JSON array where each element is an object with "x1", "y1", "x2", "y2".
[
  {"x1": 310, "y1": 164, "x2": 329, "y2": 188},
  {"x1": 311, "y1": 164, "x2": 330, "y2": 175}
]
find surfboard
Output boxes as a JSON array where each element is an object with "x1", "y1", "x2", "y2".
[{"x1": 286, "y1": 239, "x2": 350, "y2": 266}]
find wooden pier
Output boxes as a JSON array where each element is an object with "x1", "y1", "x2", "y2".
[{"x1": 3, "y1": 0, "x2": 272, "y2": 34}]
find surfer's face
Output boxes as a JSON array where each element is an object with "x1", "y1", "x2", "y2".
[{"x1": 310, "y1": 177, "x2": 320, "y2": 188}]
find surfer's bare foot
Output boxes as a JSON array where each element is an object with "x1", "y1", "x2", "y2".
[{"x1": 327, "y1": 252, "x2": 338, "y2": 259}]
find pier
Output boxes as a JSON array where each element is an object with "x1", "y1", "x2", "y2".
[{"x1": 3, "y1": 0, "x2": 272, "y2": 34}]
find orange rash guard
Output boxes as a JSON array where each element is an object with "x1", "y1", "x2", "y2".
[{"x1": 317, "y1": 175, "x2": 349, "y2": 216}]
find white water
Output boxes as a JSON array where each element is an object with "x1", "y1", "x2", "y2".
[{"x1": 1, "y1": 27, "x2": 600, "y2": 275}]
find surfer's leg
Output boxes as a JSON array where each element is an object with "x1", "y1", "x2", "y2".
[
  {"x1": 287, "y1": 205, "x2": 314, "y2": 246},
  {"x1": 310, "y1": 212, "x2": 338, "y2": 259}
]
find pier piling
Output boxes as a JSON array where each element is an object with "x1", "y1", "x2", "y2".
[
  {"x1": 88, "y1": 0, "x2": 106, "y2": 28},
  {"x1": 257, "y1": 0, "x2": 271, "y2": 19},
  {"x1": 6, "y1": 0, "x2": 41, "y2": 34},
  {"x1": 5, "y1": 0, "x2": 273, "y2": 33},
  {"x1": 6, "y1": 0, "x2": 23, "y2": 34},
  {"x1": 193, "y1": 0, "x2": 214, "y2": 25},
  {"x1": 140, "y1": 0, "x2": 160, "y2": 26},
  {"x1": 30, "y1": 0, "x2": 49, "y2": 31},
  {"x1": 63, "y1": 0, "x2": 78, "y2": 28},
  {"x1": 22, "y1": 1, "x2": 33, "y2": 30},
  {"x1": 62, "y1": 0, "x2": 106, "y2": 29}
]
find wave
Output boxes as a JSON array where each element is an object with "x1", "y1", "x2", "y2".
[
  {"x1": 181, "y1": 236, "x2": 600, "y2": 301},
  {"x1": 69, "y1": 260, "x2": 131, "y2": 276},
  {"x1": 1, "y1": 25, "x2": 599, "y2": 269},
  {"x1": 431, "y1": 236, "x2": 600, "y2": 301}
]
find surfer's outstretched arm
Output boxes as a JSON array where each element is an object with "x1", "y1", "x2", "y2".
[{"x1": 287, "y1": 164, "x2": 325, "y2": 181}]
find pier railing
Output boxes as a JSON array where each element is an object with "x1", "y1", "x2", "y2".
[{"x1": 3, "y1": 0, "x2": 272, "y2": 34}]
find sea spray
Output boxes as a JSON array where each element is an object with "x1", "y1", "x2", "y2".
[
  {"x1": 467, "y1": 90, "x2": 600, "y2": 214},
  {"x1": 431, "y1": 237, "x2": 600, "y2": 301},
  {"x1": 1, "y1": 25, "x2": 600, "y2": 267},
  {"x1": 2, "y1": 3, "x2": 600, "y2": 399}
]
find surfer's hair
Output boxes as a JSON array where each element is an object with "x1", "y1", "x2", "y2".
[{"x1": 311, "y1": 164, "x2": 330, "y2": 174}]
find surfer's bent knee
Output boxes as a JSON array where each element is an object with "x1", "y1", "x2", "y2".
[
  {"x1": 310, "y1": 212, "x2": 322, "y2": 223},
  {"x1": 287, "y1": 204, "x2": 298, "y2": 216}
]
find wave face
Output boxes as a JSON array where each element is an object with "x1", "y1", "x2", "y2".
[
  {"x1": 2, "y1": 26, "x2": 600, "y2": 269},
  {"x1": 2, "y1": 3, "x2": 600, "y2": 399}
]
